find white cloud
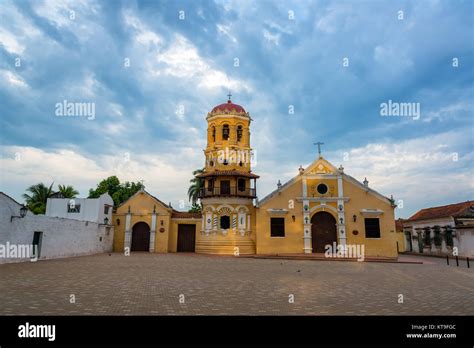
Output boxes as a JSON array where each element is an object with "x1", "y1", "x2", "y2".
[
  {"x1": 263, "y1": 29, "x2": 280, "y2": 46},
  {"x1": 154, "y1": 34, "x2": 252, "y2": 92},
  {"x1": 423, "y1": 101, "x2": 473, "y2": 123},
  {"x1": 217, "y1": 24, "x2": 237, "y2": 43},
  {"x1": 337, "y1": 130, "x2": 473, "y2": 218},
  {"x1": 0, "y1": 69, "x2": 29, "y2": 88},
  {"x1": 0, "y1": 145, "x2": 203, "y2": 208},
  {"x1": 0, "y1": 28, "x2": 25, "y2": 54}
]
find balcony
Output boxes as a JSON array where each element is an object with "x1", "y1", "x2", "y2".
[{"x1": 198, "y1": 186, "x2": 257, "y2": 199}]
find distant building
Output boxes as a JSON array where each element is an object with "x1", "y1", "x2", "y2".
[
  {"x1": 402, "y1": 201, "x2": 474, "y2": 257},
  {"x1": 0, "y1": 192, "x2": 114, "y2": 263},
  {"x1": 46, "y1": 193, "x2": 113, "y2": 224}
]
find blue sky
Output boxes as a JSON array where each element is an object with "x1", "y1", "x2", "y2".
[{"x1": 0, "y1": 0, "x2": 472, "y2": 218}]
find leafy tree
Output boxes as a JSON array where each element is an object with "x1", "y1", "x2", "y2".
[
  {"x1": 23, "y1": 182, "x2": 54, "y2": 215},
  {"x1": 188, "y1": 202, "x2": 202, "y2": 213},
  {"x1": 57, "y1": 184, "x2": 79, "y2": 198},
  {"x1": 188, "y1": 168, "x2": 204, "y2": 205},
  {"x1": 88, "y1": 176, "x2": 143, "y2": 207}
]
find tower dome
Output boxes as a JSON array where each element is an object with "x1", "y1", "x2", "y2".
[{"x1": 210, "y1": 96, "x2": 246, "y2": 115}]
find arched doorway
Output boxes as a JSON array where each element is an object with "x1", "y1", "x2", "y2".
[
  {"x1": 311, "y1": 211, "x2": 337, "y2": 253},
  {"x1": 131, "y1": 222, "x2": 150, "y2": 251}
]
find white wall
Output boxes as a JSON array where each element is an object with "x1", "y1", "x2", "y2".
[
  {"x1": 0, "y1": 193, "x2": 114, "y2": 264},
  {"x1": 403, "y1": 217, "x2": 473, "y2": 257},
  {"x1": 45, "y1": 193, "x2": 113, "y2": 224}
]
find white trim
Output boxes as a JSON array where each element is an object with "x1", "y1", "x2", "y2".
[
  {"x1": 343, "y1": 173, "x2": 393, "y2": 205},
  {"x1": 297, "y1": 197, "x2": 350, "y2": 203},
  {"x1": 310, "y1": 204, "x2": 338, "y2": 214},
  {"x1": 304, "y1": 174, "x2": 339, "y2": 179},
  {"x1": 360, "y1": 209, "x2": 384, "y2": 217},
  {"x1": 266, "y1": 208, "x2": 289, "y2": 215}
]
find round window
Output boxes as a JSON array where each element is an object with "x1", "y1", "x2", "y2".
[{"x1": 317, "y1": 183, "x2": 328, "y2": 195}]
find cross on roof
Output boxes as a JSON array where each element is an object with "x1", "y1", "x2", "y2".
[
  {"x1": 227, "y1": 92, "x2": 232, "y2": 101},
  {"x1": 313, "y1": 141, "x2": 324, "y2": 157}
]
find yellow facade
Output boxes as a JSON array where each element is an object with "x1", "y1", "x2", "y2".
[
  {"x1": 111, "y1": 98, "x2": 399, "y2": 259},
  {"x1": 256, "y1": 158, "x2": 398, "y2": 258},
  {"x1": 113, "y1": 190, "x2": 200, "y2": 253}
]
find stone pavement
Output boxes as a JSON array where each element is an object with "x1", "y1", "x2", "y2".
[{"x1": 0, "y1": 253, "x2": 472, "y2": 315}]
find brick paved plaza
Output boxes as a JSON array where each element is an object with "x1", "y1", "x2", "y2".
[{"x1": 0, "y1": 253, "x2": 472, "y2": 315}]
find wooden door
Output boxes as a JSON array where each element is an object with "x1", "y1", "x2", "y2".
[
  {"x1": 311, "y1": 212, "x2": 337, "y2": 253},
  {"x1": 131, "y1": 222, "x2": 150, "y2": 251},
  {"x1": 177, "y1": 224, "x2": 196, "y2": 252}
]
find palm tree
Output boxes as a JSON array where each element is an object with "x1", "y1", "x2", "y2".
[
  {"x1": 188, "y1": 168, "x2": 204, "y2": 205},
  {"x1": 58, "y1": 184, "x2": 79, "y2": 198},
  {"x1": 22, "y1": 182, "x2": 54, "y2": 215}
]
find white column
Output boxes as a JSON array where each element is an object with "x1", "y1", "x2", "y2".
[
  {"x1": 150, "y1": 213, "x2": 157, "y2": 252},
  {"x1": 247, "y1": 215, "x2": 251, "y2": 234},
  {"x1": 303, "y1": 199, "x2": 312, "y2": 253},
  {"x1": 124, "y1": 212, "x2": 132, "y2": 251},
  {"x1": 337, "y1": 174, "x2": 347, "y2": 250}
]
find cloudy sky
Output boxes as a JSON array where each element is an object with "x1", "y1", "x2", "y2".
[{"x1": 0, "y1": 0, "x2": 472, "y2": 218}]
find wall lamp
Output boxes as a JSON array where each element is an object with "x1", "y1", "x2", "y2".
[{"x1": 11, "y1": 205, "x2": 27, "y2": 222}]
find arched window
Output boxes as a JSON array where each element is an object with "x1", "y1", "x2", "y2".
[
  {"x1": 222, "y1": 124, "x2": 229, "y2": 140},
  {"x1": 237, "y1": 125, "x2": 243, "y2": 142},
  {"x1": 212, "y1": 126, "x2": 216, "y2": 142}
]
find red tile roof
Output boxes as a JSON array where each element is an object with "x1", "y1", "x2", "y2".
[
  {"x1": 196, "y1": 169, "x2": 259, "y2": 178},
  {"x1": 171, "y1": 211, "x2": 202, "y2": 219},
  {"x1": 211, "y1": 100, "x2": 246, "y2": 114},
  {"x1": 408, "y1": 200, "x2": 474, "y2": 222}
]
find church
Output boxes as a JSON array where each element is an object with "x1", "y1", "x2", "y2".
[{"x1": 113, "y1": 98, "x2": 400, "y2": 258}]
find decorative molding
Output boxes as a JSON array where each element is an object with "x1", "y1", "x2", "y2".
[
  {"x1": 296, "y1": 197, "x2": 350, "y2": 203},
  {"x1": 266, "y1": 208, "x2": 289, "y2": 215},
  {"x1": 310, "y1": 204, "x2": 338, "y2": 214},
  {"x1": 360, "y1": 209, "x2": 384, "y2": 217}
]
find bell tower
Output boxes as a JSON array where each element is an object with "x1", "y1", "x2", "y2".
[{"x1": 195, "y1": 96, "x2": 258, "y2": 255}]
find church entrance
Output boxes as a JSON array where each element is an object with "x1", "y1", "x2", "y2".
[
  {"x1": 131, "y1": 222, "x2": 150, "y2": 251},
  {"x1": 177, "y1": 224, "x2": 196, "y2": 252},
  {"x1": 311, "y1": 212, "x2": 337, "y2": 253}
]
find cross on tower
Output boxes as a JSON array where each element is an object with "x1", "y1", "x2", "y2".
[
  {"x1": 227, "y1": 92, "x2": 232, "y2": 101},
  {"x1": 313, "y1": 142, "x2": 324, "y2": 157}
]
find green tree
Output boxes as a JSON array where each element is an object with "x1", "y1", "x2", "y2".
[
  {"x1": 188, "y1": 202, "x2": 202, "y2": 213},
  {"x1": 57, "y1": 184, "x2": 79, "y2": 198},
  {"x1": 88, "y1": 176, "x2": 143, "y2": 207},
  {"x1": 22, "y1": 182, "x2": 54, "y2": 215},
  {"x1": 188, "y1": 168, "x2": 204, "y2": 205}
]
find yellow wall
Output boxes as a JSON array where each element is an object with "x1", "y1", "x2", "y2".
[
  {"x1": 255, "y1": 158, "x2": 398, "y2": 258},
  {"x1": 256, "y1": 177, "x2": 304, "y2": 254},
  {"x1": 113, "y1": 191, "x2": 172, "y2": 253},
  {"x1": 342, "y1": 180, "x2": 398, "y2": 257}
]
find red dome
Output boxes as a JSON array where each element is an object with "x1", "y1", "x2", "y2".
[{"x1": 211, "y1": 100, "x2": 246, "y2": 113}]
